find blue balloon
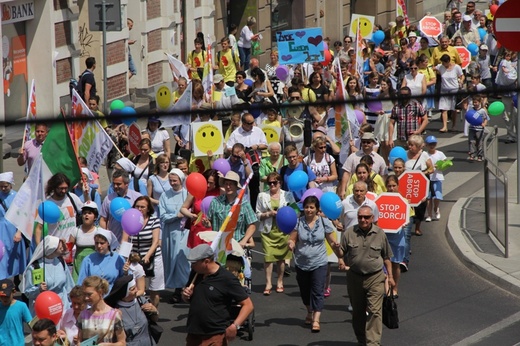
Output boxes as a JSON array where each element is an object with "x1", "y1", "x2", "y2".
[
  {"x1": 478, "y1": 28, "x2": 486, "y2": 41},
  {"x1": 249, "y1": 103, "x2": 262, "y2": 118},
  {"x1": 276, "y1": 206, "x2": 298, "y2": 234},
  {"x1": 121, "y1": 106, "x2": 137, "y2": 125},
  {"x1": 244, "y1": 79, "x2": 254, "y2": 87},
  {"x1": 320, "y1": 192, "x2": 342, "y2": 220},
  {"x1": 467, "y1": 43, "x2": 479, "y2": 57},
  {"x1": 288, "y1": 170, "x2": 309, "y2": 191},
  {"x1": 465, "y1": 109, "x2": 483, "y2": 126},
  {"x1": 389, "y1": 146, "x2": 407, "y2": 166},
  {"x1": 38, "y1": 201, "x2": 61, "y2": 224},
  {"x1": 110, "y1": 197, "x2": 131, "y2": 222},
  {"x1": 372, "y1": 30, "x2": 385, "y2": 46}
]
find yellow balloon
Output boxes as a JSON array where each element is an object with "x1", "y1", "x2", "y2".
[{"x1": 156, "y1": 85, "x2": 172, "y2": 110}]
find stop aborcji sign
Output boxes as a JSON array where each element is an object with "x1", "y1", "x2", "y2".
[
  {"x1": 398, "y1": 171, "x2": 429, "y2": 207},
  {"x1": 493, "y1": 1, "x2": 520, "y2": 51},
  {"x1": 375, "y1": 193, "x2": 410, "y2": 233},
  {"x1": 419, "y1": 16, "x2": 442, "y2": 37}
]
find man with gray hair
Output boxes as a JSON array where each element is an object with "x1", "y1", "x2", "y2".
[
  {"x1": 341, "y1": 181, "x2": 379, "y2": 229},
  {"x1": 100, "y1": 169, "x2": 142, "y2": 242}
]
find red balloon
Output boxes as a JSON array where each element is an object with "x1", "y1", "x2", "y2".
[
  {"x1": 321, "y1": 49, "x2": 332, "y2": 67},
  {"x1": 186, "y1": 173, "x2": 208, "y2": 199},
  {"x1": 35, "y1": 291, "x2": 63, "y2": 325},
  {"x1": 489, "y1": 4, "x2": 498, "y2": 15}
]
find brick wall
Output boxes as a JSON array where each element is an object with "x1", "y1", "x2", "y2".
[
  {"x1": 55, "y1": 21, "x2": 72, "y2": 47},
  {"x1": 147, "y1": 29, "x2": 161, "y2": 53},
  {"x1": 148, "y1": 61, "x2": 162, "y2": 86},
  {"x1": 147, "y1": 0, "x2": 161, "y2": 20},
  {"x1": 56, "y1": 58, "x2": 72, "y2": 84},
  {"x1": 106, "y1": 40, "x2": 126, "y2": 65},
  {"x1": 54, "y1": 0, "x2": 68, "y2": 11},
  {"x1": 107, "y1": 73, "x2": 127, "y2": 100}
]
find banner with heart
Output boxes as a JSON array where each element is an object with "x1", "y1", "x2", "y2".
[{"x1": 276, "y1": 27, "x2": 324, "y2": 64}]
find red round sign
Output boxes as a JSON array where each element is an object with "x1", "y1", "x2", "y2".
[
  {"x1": 493, "y1": 1, "x2": 520, "y2": 52},
  {"x1": 398, "y1": 171, "x2": 429, "y2": 207},
  {"x1": 128, "y1": 122, "x2": 142, "y2": 156},
  {"x1": 419, "y1": 16, "x2": 442, "y2": 37},
  {"x1": 375, "y1": 193, "x2": 410, "y2": 233},
  {"x1": 454, "y1": 46, "x2": 471, "y2": 70}
]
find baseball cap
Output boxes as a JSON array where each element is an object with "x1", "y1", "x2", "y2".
[
  {"x1": 463, "y1": 15, "x2": 472, "y2": 22},
  {"x1": 425, "y1": 135, "x2": 438, "y2": 144},
  {"x1": 214, "y1": 74, "x2": 224, "y2": 84},
  {"x1": 187, "y1": 244, "x2": 215, "y2": 262},
  {"x1": 0, "y1": 279, "x2": 15, "y2": 296},
  {"x1": 312, "y1": 126, "x2": 327, "y2": 135},
  {"x1": 82, "y1": 200, "x2": 98, "y2": 211},
  {"x1": 480, "y1": 44, "x2": 488, "y2": 51}
]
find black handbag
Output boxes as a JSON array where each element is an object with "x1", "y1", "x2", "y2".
[
  {"x1": 382, "y1": 288, "x2": 399, "y2": 329},
  {"x1": 137, "y1": 296, "x2": 163, "y2": 344},
  {"x1": 137, "y1": 235, "x2": 155, "y2": 277}
]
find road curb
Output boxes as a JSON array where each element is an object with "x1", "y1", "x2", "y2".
[{"x1": 446, "y1": 198, "x2": 520, "y2": 296}]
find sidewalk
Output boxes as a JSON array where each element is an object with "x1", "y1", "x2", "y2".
[{"x1": 447, "y1": 161, "x2": 520, "y2": 296}]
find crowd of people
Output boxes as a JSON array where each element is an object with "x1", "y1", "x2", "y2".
[{"x1": 0, "y1": 2, "x2": 516, "y2": 345}]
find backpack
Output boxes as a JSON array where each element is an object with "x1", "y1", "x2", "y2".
[
  {"x1": 217, "y1": 49, "x2": 238, "y2": 66},
  {"x1": 70, "y1": 70, "x2": 93, "y2": 100}
]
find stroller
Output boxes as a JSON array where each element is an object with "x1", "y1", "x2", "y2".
[{"x1": 225, "y1": 249, "x2": 255, "y2": 341}]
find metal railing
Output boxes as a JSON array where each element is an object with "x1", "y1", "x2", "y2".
[{"x1": 483, "y1": 126, "x2": 509, "y2": 257}]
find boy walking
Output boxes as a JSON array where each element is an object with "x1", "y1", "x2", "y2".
[{"x1": 0, "y1": 279, "x2": 32, "y2": 345}]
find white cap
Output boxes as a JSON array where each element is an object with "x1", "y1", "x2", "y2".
[
  {"x1": 463, "y1": 15, "x2": 472, "y2": 22},
  {"x1": 408, "y1": 32, "x2": 417, "y2": 38},
  {"x1": 480, "y1": 44, "x2": 489, "y2": 50},
  {"x1": 82, "y1": 200, "x2": 98, "y2": 211}
]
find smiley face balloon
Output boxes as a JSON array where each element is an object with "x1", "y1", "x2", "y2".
[
  {"x1": 262, "y1": 126, "x2": 280, "y2": 144},
  {"x1": 156, "y1": 85, "x2": 172, "y2": 110},
  {"x1": 194, "y1": 122, "x2": 223, "y2": 157}
]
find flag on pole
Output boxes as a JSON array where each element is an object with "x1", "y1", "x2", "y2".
[
  {"x1": 6, "y1": 115, "x2": 82, "y2": 240},
  {"x1": 165, "y1": 52, "x2": 190, "y2": 81},
  {"x1": 396, "y1": 0, "x2": 410, "y2": 26},
  {"x1": 355, "y1": 21, "x2": 365, "y2": 80},
  {"x1": 210, "y1": 173, "x2": 253, "y2": 264},
  {"x1": 202, "y1": 36, "x2": 214, "y2": 102},
  {"x1": 24, "y1": 79, "x2": 37, "y2": 143},
  {"x1": 161, "y1": 81, "x2": 193, "y2": 128},
  {"x1": 71, "y1": 89, "x2": 114, "y2": 173},
  {"x1": 333, "y1": 58, "x2": 347, "y2": 141}
]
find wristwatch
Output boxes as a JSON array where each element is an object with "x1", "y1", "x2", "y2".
[{"x1": 233, "y1": 322, "x2": 241, "y2": 330}]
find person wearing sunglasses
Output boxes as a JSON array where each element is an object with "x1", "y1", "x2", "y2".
[
  {"x1": 336, "y1": 205, "x2": 393, "y2": 346},
  {"x1": 256, "y1": 172, "x2": 296, "y2": 296},
  {"x1": 401, "y1": 60, "x2": 427, "y2": 106}
]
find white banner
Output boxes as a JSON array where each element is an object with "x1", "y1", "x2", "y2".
[{"x1": 161, "y1": 81, "x2": 192, "y2": 128}]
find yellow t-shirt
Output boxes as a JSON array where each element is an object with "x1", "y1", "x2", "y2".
[
  {"x1": 432, "y1": 46, "x2": 462, "y2": 66},
  {"x1": 417, "y1": 48, "x2": 434, "y2": 66},
  {"x1": 187, "y1": 50, "x2": 206, "y2": 80},
  {"x1": 217, "y1": 49, "x2": 238, "y2": 83},
  {"x1": 418, "y1": 67, "x2": 436, "y2": 84}
]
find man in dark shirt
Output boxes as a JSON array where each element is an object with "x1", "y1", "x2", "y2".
[
  {"x1": 80, "y1": 57, "x2": 96, "y2": 102},
  {"x1": 182, "y1": 244, "x2": 254, "y2": 345}
]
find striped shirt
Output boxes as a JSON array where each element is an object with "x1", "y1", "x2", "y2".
[{"x1": 131, "y1": 216, "x2": 162, "y2": 257}]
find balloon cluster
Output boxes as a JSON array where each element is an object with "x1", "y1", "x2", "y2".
[{"x1": 110, "y1": 100, "x2": 137, "y2": 126}]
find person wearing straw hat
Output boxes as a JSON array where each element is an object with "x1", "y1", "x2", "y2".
[
  {"x1": 0, "y1": 172, "x2": 27, "y2": 283},
  {"x1": 21, "y1": 235, "x2": 75, "y2": 315},
  {"x1": 182, "y1": 244, "x2": 254, "y2": 345},
  {"x1": 204, "y1": 171, "x2": 257, "y2": 248}
]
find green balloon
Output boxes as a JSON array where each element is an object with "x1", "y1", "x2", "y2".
[
  {"x1": 110, "y1": 99, "x2": 125, "y2": 111},
  {"x1": 488, "y1": 101, "x2": 505, "y2": 116}
]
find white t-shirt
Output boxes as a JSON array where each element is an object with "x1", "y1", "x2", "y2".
[
  {"x1": 428, "y1": 150, "x2": 447, "y2": 181},
  {"x1": 238, "y1": 25, "x2": 254, "y2": 48},
  {"x1": 147, "y1": 129, "x2": 170, "y2": 155},
  {"x1": 36, "y1": 194, "x2": 84, "y2": 241},
  {"x1": 436, "y1": 64, "x2": 463, "y2": 92},
  {"x1": 405, "y1": 151, "x2": 430, "y2": 171},
  {"x1": 303, "y1": 152, "x2": 336, "y2": 192}
]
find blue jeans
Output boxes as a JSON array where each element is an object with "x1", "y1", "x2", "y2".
[
  {"x1": 238, "y1": 46, "x2": 251, "y2": 70},
  {"x1": 403, "y1": 217, "x2": 413, "y2": 264},
  {"x1": 295, "y1": 264, "x2": 328, "y2": 312},
  {"x1": 128, "y1": 50, "x2": 137, "y2": 75}
]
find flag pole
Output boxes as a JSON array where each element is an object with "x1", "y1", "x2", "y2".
[
  {"x1": 62, "y1": 108, "x2": 89, "y2": 198},
  {"x1": 21, "y1": 79, "x2": 36, "y2": 150},
  {"x1": 39, "y1": 152, "x2": 46, "y2": 281}
]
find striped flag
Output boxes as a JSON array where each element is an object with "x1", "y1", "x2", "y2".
[
  {"x1": 355, "y1": 22, "x2": 365, "y2": 81},
  {"x1": 396, "y1": 0, "x2": 410, "y2": 26},
  {"x1": 24, "y1": 79, "x2": 37, "y2": 143},
  {"x1": 211, "y1": 173, "x2": 253, "y2": 264},
  {"x1": 202, "y1": 36, "x2": 214, "y2": 102}
]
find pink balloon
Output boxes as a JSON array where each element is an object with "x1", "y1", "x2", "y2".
[
  {"x1": 275, "y1": 65, "x2": 289, "y2": 80},
  {"x1": 122, "y1": 208, "x2": 145, "y2": 236},
  {"x1": 301, "y1": 188, "x2": 324, "y2": 202},
  {"x1": 201, "y1": 196, "x2": 215, "y2": 215},
  {"x1": 212, "y1": 158, "x2": 231, "y2": 175},
  {"x1": 354, "y1": 109, "x2": 365, "y2": 124}
]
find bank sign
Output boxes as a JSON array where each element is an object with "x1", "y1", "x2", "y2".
[{"x1": 1, "y1": 0, "x2": 34, "y2": 25}]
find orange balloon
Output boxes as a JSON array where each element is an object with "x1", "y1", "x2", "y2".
[
  {"x1": 35, "y1": 291, "x2": 63, "y2": 325},
  {"x1": 490, "y1": 4, "x2": 498, "y2": 16},
  {"x1": 321, "y1": 49, "x2": 332, "y2": 67},
  {"x1": 186, "y1": 172, "x2": 208, "y2": 199}
]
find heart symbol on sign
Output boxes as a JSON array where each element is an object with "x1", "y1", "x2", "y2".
[
  {"x1": 281, "y1": 54, "x2": 293, "y2": 61},
  {"x1": 308, "y1": 35, "x2": 323, "y2": 46},
  {"x1": 295, "y1": 31, "x2": 306, "y2": 38}
]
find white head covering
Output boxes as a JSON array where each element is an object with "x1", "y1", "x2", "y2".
[
  {"x1": 0, "y1": 172, "x2": 14, "y2": 185},
  {"x1": 21, "y1": 236, "x2": 61, "y2": 293},
  {"x1": 116, "y1": 158, "x2": 136, "y2": 173},
  {"x1": 95, "y1": 228, "x2": 120, "y2": 250},
  {"x1": 169, "y1": 168, "x2": 186, "y2": 184},
  {"x1": 126, "y1": 278, "x2": 136, "y2": 297},
  {"x1": 81, "y1": 167, "x2": 94, "y2": 183}
]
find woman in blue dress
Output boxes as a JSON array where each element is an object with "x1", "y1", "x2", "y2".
[
  {"x1": 147, "y1": 153, "x2": 172, "y2": 216},
  {"x1": 159, "y1": 168, "x2": 190, "y2": 296},
  {"x1": 0, "y1": 172, "x2": 27, "y2": 281}
]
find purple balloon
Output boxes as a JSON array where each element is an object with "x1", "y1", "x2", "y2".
[
  {"x1": 301, "y1": 188, "x2": 324, "y2": 202},
  {"x1": 201, "y1": 196, "x2": 215, "y2": 215},
  {"x1": 354, "y1": 109, "x2": 365, "y2": 124},
  {"x1": 275, "y1": 65, "x2": 289, "y2": 80},
  {"x1": 212, "y1": 158, "x2": 231, "y2": 175},
  {"x1": 122, "y1": 208, "x2": 145, "y2": 236},
  {"x1": 0, "y1": 240, "x2": 4, "y2": 261}
]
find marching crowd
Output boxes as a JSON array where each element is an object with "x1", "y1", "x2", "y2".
[{"x1": 0, "y1": 1, "x2": 517, "y2": 345}]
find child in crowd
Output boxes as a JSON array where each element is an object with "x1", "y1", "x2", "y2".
[
  {"x1": 123, "y1": 252, "x2": 146, "y2": 297},
  {"x1": 468, "y1": 95, "x2": 489, "y2": 162},
  {"x1": 0, "y1": 279, "x2": 32, "y2": 345},
  {"x1": 424, "y1": 136, "x2": 447, "y2": 222}
]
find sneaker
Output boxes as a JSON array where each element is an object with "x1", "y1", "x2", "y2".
[
  {"x1": 324, "y1": 287, "x2": 331, "y2": 298},
  {"x1": 400, "y1": 262, "x2": 408, "y2": 272},
  {"x1": 435, "y1": 209, "x2": 441, "y2": 220},
  {"x1": 425, "y1": 216, "x2": 432, "y2": 222}
]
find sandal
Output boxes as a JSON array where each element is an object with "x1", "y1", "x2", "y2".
[
  {"x1": 305, "y1": 313, "x2": 312, "y2": 325},
  {"x1": 263, "y1": 288, "x2": 272, "y2": 296},
  {"x1": 311, "y1": 321, "x2": 321, "y2": 333},
  {"x1": 276, "y1": 286, "x2": 284, "y2": 293},
  {"x1": 415, "y1": 229, "x2": 423, "y2": 236},
  {"x1": 439, "y1": 128, "x2": 448, "y2": 133}
]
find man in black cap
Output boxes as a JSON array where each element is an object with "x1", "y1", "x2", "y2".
[{"x1": 182, "y1": 244, "x2": 254, "y2": 345}]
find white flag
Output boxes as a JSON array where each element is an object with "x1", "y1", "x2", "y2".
[
  {"x1": 161, "y1": 81, "x2": 193, "y2": 128},
  {"x1": 165, "y1": 52, "x2": 190, "y2": 81}
]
